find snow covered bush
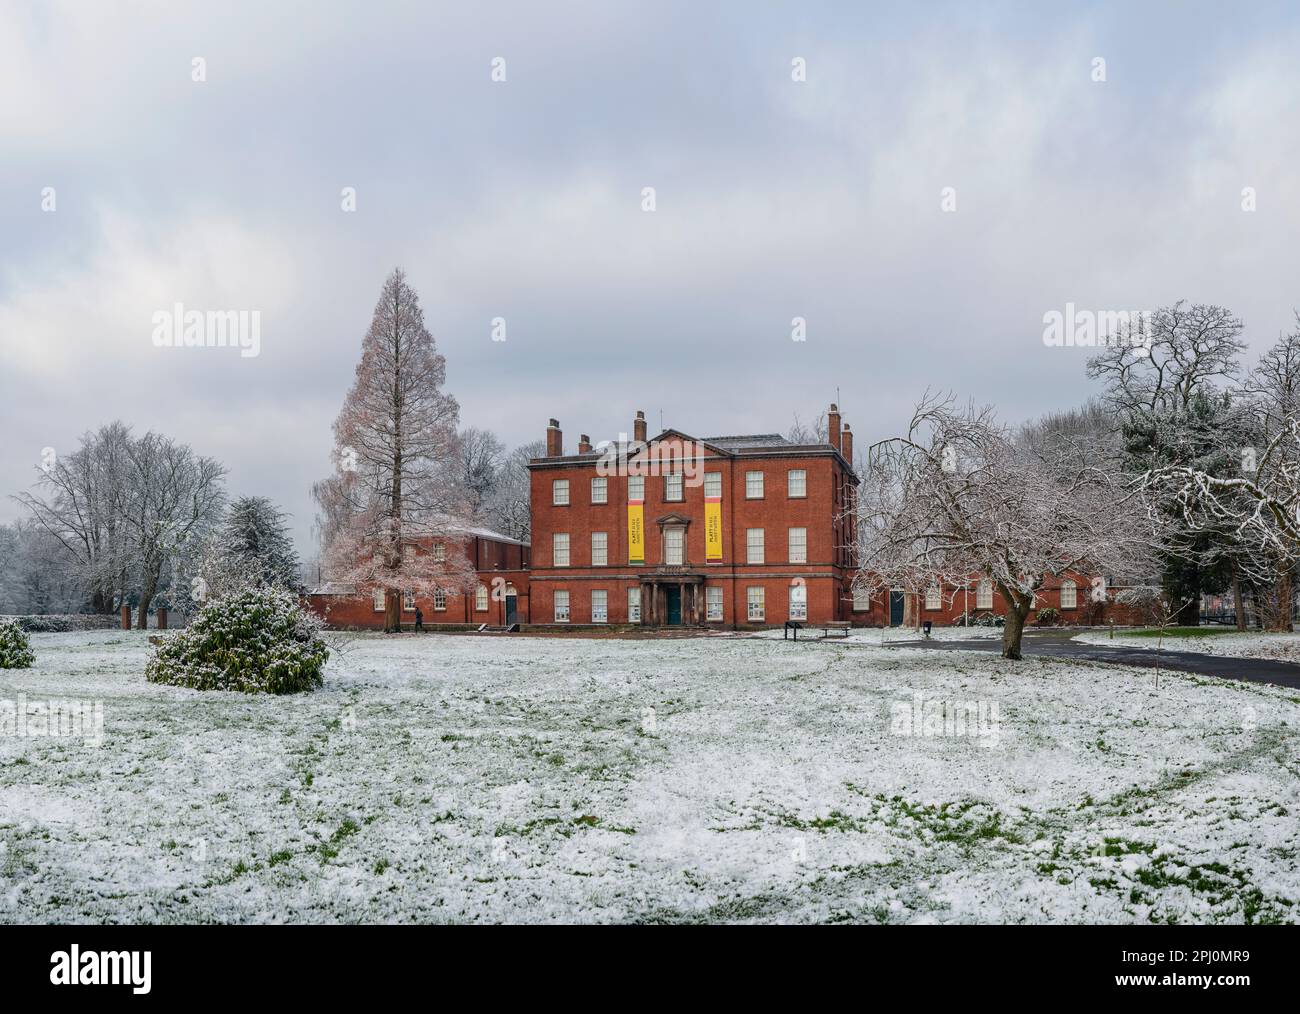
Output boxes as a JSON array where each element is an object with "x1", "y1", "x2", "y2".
[
  {"x1": 145, "y1": 587, "x2": 328, "y2": 694},
  {"x1": 1034, "y1": 607, "x2": 1060, "y2": 626},
  {"x1": 0, "y1": 619, "x2": 36, "y2": 669},
  {"x1": 3, "y1": 614, "x2": 118, "y2": 633}
]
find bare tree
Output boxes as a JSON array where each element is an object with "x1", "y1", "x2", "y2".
[
  {"x1": 314, "y1": 268, "x2": 476, "y2": 631},
  {"x1": 855, "y1": 392, "x2": 1148, "y2": 659},
  {"x1": 786, "y1": 412, "x2": 828, "y2": 445},
  {"x1": 457, "y1": 426, "x2": 506, "y2": 522},
  {"x1": 483, "y1": 439, "x2": 545, "y2": 544}
]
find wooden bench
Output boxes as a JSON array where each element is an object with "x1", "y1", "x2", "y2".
[{"x1": 819, "y1": 621, "x2": 851, "y2": 639}]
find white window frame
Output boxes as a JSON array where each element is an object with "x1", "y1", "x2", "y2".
[
  {"x1": 745, "y1": 470, "x2": 764, "y2": 499},
  {"x1": 746, "y1": 586, "x2": 765, "y2": 622},
  {"x1": 554, "y1": 590, "x2": 570, "y2": 623},
  {"x1": 789, "y1": 583, "x2": 807, "y2": 621},
  {"x1": 664, "y1": 527, "x2": 685, "y2": 565},
  {"x1": 402, "y1": 590, "x2": 415, "y2": 612},
  {"x1": 372, "y1": 587, "x2": 385, "y2": 612},
  {"x1": 627, "y1": 474, "x2": 645, "y2": 501},
  {"x1": 852, "y1": 586, "x2": 870, "y2": 611},
  {"x1": 664, "y1": 472, "x2": 684, "y2": 502},
  {"x1": 432, "y1": 543, "x2": 445, "y2": 563},
  {"x1": 433, "y1": 588, "x2": 447, "y2": 611},
  {"x1": 788, "y1": 527, "x2": 807, "y2": 564},
  {"x1": 591, "y1": 531, "x2": 608, "y2": 566},
  {"x1": 788, "y1": 469, "x2": 807, "y2": 498},
  {"x1": 475, "y1": 584, "x2": 489, "y2": 611},
  {"x1": 976, "y1": 579, "x2": 993, "y2": 610},
  {"x1": 590, "y1": 476, "x2": 608, "y2": 504},
  {"x1": 591, "y1": 589, "x2": 608, "y2": 623},
  {"x1": 925, "y1": 586, "x2": 942, "y2": 610},
  {"x1": 628, "y1": 586, "x2": 641, "y2": 623},
  {"x1": 706, "y1": 586, "x2": 723, "y2": 621},
  {"x1": 553, "y1": 532, "x2": 570, "y2": 567},
  {"x1": 746, "y1": 528, "x2": 764, "y2": 565},
  {"x1": 703, "y1": 472, "x2": 722, "y2": 498},
  {"x1": 552, "y1": 479, "x2": 570, "y2": 506},
  {"x1": 1060, "y1": 579, "x2": 1077, "y2": 610}
]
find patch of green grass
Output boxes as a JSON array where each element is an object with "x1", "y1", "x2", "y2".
[
  {"x1": 268, "y1": 850, "x2": 293, "y2": 867},
  {"x1": 1123, "y1": 626, "x2": 1239, "y2": 639}
]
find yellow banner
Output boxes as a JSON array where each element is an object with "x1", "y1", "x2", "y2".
[
  {"x1": 628, "y1": 501, "x2": 644, "y2": 563},
  {"x1": 705, "y1": 496, "x2": 722, "y2": 561}
]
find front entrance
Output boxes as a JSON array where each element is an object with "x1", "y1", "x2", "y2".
[
  {"x1": 889, "y1": 590, "x2": 905, "y2": 626},
  {"x1": 505, "y1": 593, "x2": 517, "y2": 625},
  {"x1": 665, "y1": 585, "x2": 682, "y2": 625}
]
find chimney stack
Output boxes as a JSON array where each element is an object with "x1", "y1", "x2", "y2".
[
  {"x1": 633, "y1": 409, "x2": 647, "y2": 444},
  {"x1": 827, "y1": 403, "x2": 841, "y2": 452},
  {"x1": 578, "y1": 434, "x2": 592, "y2": 454},
  {"x1": 546, "y1": 419, "x2": 563, "y2": 457},
  {"x1": 841, "y1": 423, "x2": 853, "y2": 465}
]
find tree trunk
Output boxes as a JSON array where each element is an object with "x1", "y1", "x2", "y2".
[
  {"x1": 1271, "y1": 568, "x2": 1293, "y2": 632},
  {"x1": 137, "y1": 593, "x2": 151, "y2": 630},
  {"x1": 384, "y1": 587, "x2": 400, "y2": 633},
  {"x1": 1232, "y1": 564, "x2": 1247, "y2": 631},
  {"x1": 1001, "y1": 601, "x2": 1031, "y2": 659}
]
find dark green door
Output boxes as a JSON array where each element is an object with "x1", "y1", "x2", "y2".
[
  {"x1": 889, "y1": 591, "x2": 905, "y2": 626},
  {"x1": 505, "y1": 594, "x2": 517, "y2": 625},
  {"x1": 665, "y1": 586, "x2": 682, "y2": 625}
]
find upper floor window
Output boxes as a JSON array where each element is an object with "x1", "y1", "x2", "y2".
[
  {"x1": 591, "y1": 476, "x2": 608, "y2": 504},
  {"x1": 627, "y1": 474, "x2": 645, "y2": 501},
  {"x1": 745, "y1": 471, "x2": 764, "y2": 499},
  {"x1": 788, "y1": 469, "x2": 807, "y2": 498},
  {"x1": 432, "y1": 543, "x2": 446, "y2": 563},
  {"x1": 746, "y1": 528, "x2": 764, "y2": 565},
  {"x1": 552, "y1": 479, "x2": 570, "y2": 506},
  {"x1": 664, "y1": 528, "x2": 684, "y2": 565},
  {"x1": 703, "y1": 472, "x2": 722, "y2": 499},
  {"x1": 591, "y1": 531, "x2": 608, "y2": 566},
  {"x1": 664, "y1": 472, "x2": 684, "y2": 502},
  {"x1": 553, "y1": 532, "x2": 570, "y2": 567},
  {"x1": 788, "y1": 527, "x2": 807, "y2": 564}
]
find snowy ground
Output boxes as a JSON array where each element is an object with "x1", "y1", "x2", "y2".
[
  {"x1": 1074, "y1": 629, "x2": 1300, "y2": 663},
  {"x1": 2, "y1": 629, "x2": 1298, "y2": 924}
]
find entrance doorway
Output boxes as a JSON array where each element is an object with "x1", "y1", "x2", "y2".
[
  {"x1": 889, "y1": 590, "x2": 905, "y2": 626},
  {"x1": 505, "y1": 586, "x2": 517, "y2": 625},
  {"x1": 665, "y1": 585, "x2": 682, "y2": 625}
]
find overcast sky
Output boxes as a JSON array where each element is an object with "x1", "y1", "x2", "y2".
[{"x1": 3, "y1": 0, "x2": 1299, "y2": 553}]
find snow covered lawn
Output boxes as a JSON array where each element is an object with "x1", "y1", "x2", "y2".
[
  {"x1": 1074, "y1": 628, "x2": 1300, "y2": 663},
  {"x1": 2, "y1": 630, "x2": 1298, "y2": 924}
]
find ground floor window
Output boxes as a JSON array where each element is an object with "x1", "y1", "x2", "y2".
[
  {"x1": 925, "y1": 586, "x2": 942, "y2": 610},
  {"x1": 591, "y1": 589, "x2": 607, "y2": 623},
  {"x1": 628, "y1": 587, "x2": 641, "y2": 622},
  {"x1": 475, "y1": 584, "x2": 488, "y2": 611},
  {"x1": 706, "y1": 585, "x2": 723, "y2": 621},
  {"x1": 976, "y1": 579, "x2": 993, "y2": 610},
  {"x1": 554, "y1": 590, "x2": 570, "y2": 623},
  {"x1": 1060, "y1": 579, "x2": 1077, "y2": 609},
  {"x1": 747, "y1": 586, "x2": 765, "y2": 622},
  {"x1": 433, "y1": 588, "x2": 447, "y2": 611},
  {"x1": 789, "y1": 582, "x2": 807, "y2": 620},
  {"x1": 852, "y1": 585, "x2": 870, "y2": 610},
  {"x1": 402, "y1": 590, "x2": 415, "y2": 612},
  {"x1": 372, "y1": 587, "x2": 385, "y2": 612}
]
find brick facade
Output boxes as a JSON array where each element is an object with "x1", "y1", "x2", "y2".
[
  {"x1": 527, "y1": 407, "x2": 860, "y2": 628},
  {"x1": 307, "y1": 530, "x2": 530, "y2": 630}
]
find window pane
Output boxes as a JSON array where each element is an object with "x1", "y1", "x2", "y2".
[
  {"x1": 789, "y1": 583, "x2": 807, "y2": 620},
  {"x1": 925, "y1": 586, "x2": 941, "y2": 610},
  {"x1": 746, "y1": 528, "x2": 764, "y2": 564},
  {"x1": 746, "y1": 471, "x2": 764, "y2": 498},
  {"x1": 665, "y1": 528, "x2": 684, "y2": 565},
  {"x1": 403, "y1": 590, "x2": 415, "y2": 611},
  {"x1": 628, "y1": 587, "x2": 641, "y2": 622},
  {"x1": 788, "y1": 527, "x2": 806, "y2": 563},
  {"x1": 475, "y1": 585, "x2": 488, "y2": 611},
  {"x1": 747, "y1": 586, "x2": 765, "y2": 621},
  {"x1": 591, "y1": 589, "x2": 607, "y2": 623},
  {"x1": 554, "y1": 590, "x2": 569, "y2": 622},
  {"x1": 977, "y1": 580, "x2": 993, "y2": 610},
  {"x1": 853, "y1": 586, "x2": 870, "y2": 610},
  {"x1": 704, "y1": 472, "x2": 722, "y2": 498},
  {"x1": 591, "y1": 531, "x2": 607, "y2": 566},
  {"x1": 373, "y1": 587, "x2": 385, "y2": 611},
  {"x1": 788, "y1": 469, "x2": 806, "y2": 497},
  {"x1": 706, "y1": 586, "x2": 723, "y2": 620},
  {"x1": 627, "y1": 474, "x2": 644, "y2": 501},
  {"x1": 553, "y1": 532, "x2": 569, "y2": 567},
  {"x1": 665, "y1": 472, "x2": 683, "y2": 501},
  {"x1": 591, "y1": 476, "x2": 607, "y2": 504},
  {"x1": 553, "y1": 479, "x2": 569, "y2": 505},
  {"x1": 434, "y1": 589, "x2": 447, "y2": 610},
  {"x1": 1060, "y1": 580, "x2": 1077, "y2": 609}
]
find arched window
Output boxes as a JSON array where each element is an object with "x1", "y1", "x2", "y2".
[
  {"x1": 1060, "y1": 579, "x2": 1077, "y2": 610},
  {"x1": 789, "y1": 582, "x2": 807, "y2": 620},
  {"x1": 976, "y1": 579, "x2": 993, "y2": 610},
  {"x1": 475, "y1": 584, "x2": 488, "y2": 611}
]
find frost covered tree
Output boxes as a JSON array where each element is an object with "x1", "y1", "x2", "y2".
[
  {"x1": 204, "y1": 496, "x2": 301, "y2": 595},
  {"x1": 854, "y1": 393, "x2": 1148, "y2": 659},
  {"x1": 457, "y1": 426, "x2": 506, "y2": 521},
  {"x1": 313, "y1": 268, "x2": 477, "y2": 632}
]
